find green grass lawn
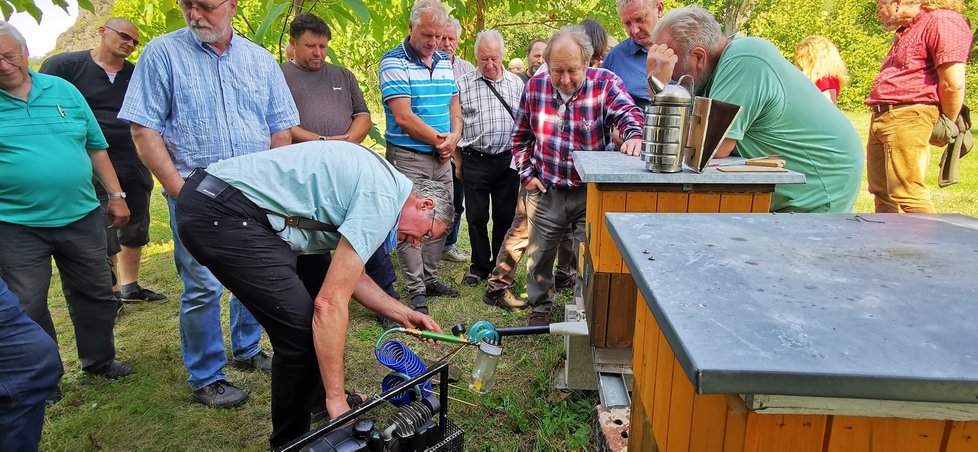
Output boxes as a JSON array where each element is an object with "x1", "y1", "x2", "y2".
[{"x1": 38, "y1": 111, "x2": 977, "y2": 451}]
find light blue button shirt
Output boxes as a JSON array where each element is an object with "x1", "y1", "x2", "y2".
[
  {"x1": 207, "y1": 141, "x2": 413, "y2": 263},
  {"x1": 119, "y1": 28, "x2": 299, "y2": 176}
]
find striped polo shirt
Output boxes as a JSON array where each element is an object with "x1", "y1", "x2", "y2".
[{"x1": 379, "y1": 39, "x2": 458, "y2": 154}]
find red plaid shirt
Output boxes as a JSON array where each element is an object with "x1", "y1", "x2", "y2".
[
  {"x1": 866, "y1": 8, "x2": 972, "y2": 107},
  {"x1": 512, "y1": 67, "x2": 643, "y2": 188}
]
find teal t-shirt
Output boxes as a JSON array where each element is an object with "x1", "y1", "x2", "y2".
[
  {"x1": 0, "y1": 70, "x2": 108, "y2": 227},
  {"x1": 206, "y1": 141, "x2": 413, "y2": 263},
  {"x1": 707, "y1": 37, "x2": 863, "y2": 212}
]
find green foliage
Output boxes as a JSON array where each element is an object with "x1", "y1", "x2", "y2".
[{"x1": 1, "y1": 0, "x2": 91, "y2": 21}]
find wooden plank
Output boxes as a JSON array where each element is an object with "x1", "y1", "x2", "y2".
[
  {"x1": 632, "y1": 290, "x2": 647, "y2": 391},
  {"x1": 947, "y1": 421, "x2": 978, "y2": 452},
  {"x1": 867, "y1": 418, "x2": 947, "y2": 452},
  {"x1": 626, "y1": 190, "x2": 658, "y2": 215},
  {"x1": 825, "y1": 416, "x2": 872, "y2": 452},
  {"x1": 595, "y1": 191, "x2": 626, "y2": 273},
  {"x1": 723, "y1": 395, "x2": 749, "y2": 452},
  {"x1": 689, "y1": 394, "x2": 729, "y2": 452},
  {"x1": 751, "y1": 193, "x2": 772, "y2": 212},
  {"x1": 747, "y1": 394, "x2": 978, "y2": 421},
  {"x1": 630, "y1": 386, "x2": 647, "y2": 452},
  {"x1": 657, "y1": 192, "x2": 690, "y2": 212},
  {"x1": 596, "y1": 182, "x2": 775, "y2": 194},
  {"x1": 605, "y1": 273, "x2": 637, "y2": 349},
  {"x1": 687, "y1": 193, "x2": 722, "y2": 213},
  {"x1": 582, "y1": 246, "x2": 597, "y2": 344},
  {"x1": 719, "y1": 193, "x2": 755, "y2": 212},
  {"x1": 652, "y1": 329, "x2": 676, "y2": 449},
  {"x1": 589, "y1": 273, "x2": 611, "y2": 348},
  {"x1": 743, "y1": 413, "x2": 827, "y2": 452},
  {"x1": 665, "y1": 357, "x2": 696, "y2": 452},
  {"x1": 640, "y1": 299, "x2": 660, "y2": 417},
  {"x1": 585, "y1": 183, "x2": 602, "y2": 259}
]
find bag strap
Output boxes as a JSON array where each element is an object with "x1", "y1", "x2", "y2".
[{"x1": 481, "y1": 77, "x2": 515, "y2": 119}]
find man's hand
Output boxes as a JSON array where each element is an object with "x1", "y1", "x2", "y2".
[
  {"x1": 524, "y1": 177, "x2": 547, "y2": 193},
  {"x1": 106, "y1": 198, "x2": 131, "y2": 229},
  {"x1": 435, "y1": 131, "x2": 459, "y2": 162},
  {"x1": 647, "y1": 44, "x2": 678, "y2": 86},
  {"x1": 620, "y1": 138, "x2": 642, "y2": 156},
  {"x1": 400, "y1": 310, "x2": 443, "y2": 343},
  {"x1": 454, "y1": 163, "x2": 463, "y2": 180}
]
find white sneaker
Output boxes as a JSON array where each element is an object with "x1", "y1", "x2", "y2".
[{"x1": 442, "y1": 245, "x2": 468, "y2": 262}]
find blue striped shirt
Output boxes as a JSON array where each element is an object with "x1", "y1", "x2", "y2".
[
  {"x1": 118, "y1": 28, "x2": 299, "y2": 176},
  {"x1": 379, "y1": 39, "x2": 458, "y2": 153}
]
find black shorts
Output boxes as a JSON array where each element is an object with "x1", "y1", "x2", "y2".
[{"x1": 95, "y1": 164, "x2": 155, "y2": 252}]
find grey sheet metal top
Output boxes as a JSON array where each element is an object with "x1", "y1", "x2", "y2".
[
  {"x1": 606, "y1": 213, "x2": 978, "y2": 403},
  {"x1": 573, "y1": 151, "x2": 805, "y2": 184}
]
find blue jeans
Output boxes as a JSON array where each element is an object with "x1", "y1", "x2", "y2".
[
  {"x1": 0, "y1": 277, "x2": 62, "y2": 452},
  {"x1": 167, "y1": 197, "x2": 263, "y2": 390}
]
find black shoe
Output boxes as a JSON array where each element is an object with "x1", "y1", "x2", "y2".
[
  {"x1": 192, "y1": 380, "x2": 249, "y2": 408},
  {"x1": 232, "y1": 351, "x2": 272, "y2": 373},
  {"x1": 409, "y1": 294, "x2": 429, "y2": 315},
  {"x1": 555, "y1": 275, "x2": 577, "y2": 292},
  {"x1": 377, "y1": 315, "x2": 401, "y2": 330},
  {"x1": 528, "y1": 312, "x2": 551, "y2": 327},
  {"x1": 484, "y1": 289, "x2": 528, "y2": 312},
  {"x1": 120, "y1": 285, "x2": 167, "y2": 303},
  {"x1": 86, "y1": 360, "x2": 133, "y2": 379},
  {"x1": 462, "y1": 272, "x2": 483, "y2": 287},
  {"x1": 45, "y1": 386, "x2": 63, "y2": 407},
  {"x1": 425, "y1": 281, "x2": 459, "y2": 298}
]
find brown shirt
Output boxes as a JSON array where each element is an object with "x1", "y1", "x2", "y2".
[{"x1": 280, "y1": 61, "x2": 369, "y2": 137}]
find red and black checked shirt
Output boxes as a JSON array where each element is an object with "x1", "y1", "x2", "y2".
[{"x1": 512, "y1": 67, "x2": 643, "y2": 188}]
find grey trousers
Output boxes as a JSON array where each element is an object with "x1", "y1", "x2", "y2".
[
  {"x1": 524, "y1": 185, "x2": 587, "y2": 314},
  {"x1": 386, "y1": 145, "x2": 453, "y2": 297},
  {"x1": 0, "y1": 208, "x2": 119, "y2": 372}
]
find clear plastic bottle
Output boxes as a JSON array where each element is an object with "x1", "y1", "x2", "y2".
[{"x1": 469, "y1": 341, "x2": 502, "y2": 394}]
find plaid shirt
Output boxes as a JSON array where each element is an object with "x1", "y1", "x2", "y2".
[
  {"x1": 512, "y1": 67, "x2": 643, "y2": 188},
  {"x1": 457, "y1": 70, "x2": 523, "y2": 154}
]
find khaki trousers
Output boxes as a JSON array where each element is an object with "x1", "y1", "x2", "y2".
[{"x1": 867, "y1": 105, "x2": 940, "y2": 213}]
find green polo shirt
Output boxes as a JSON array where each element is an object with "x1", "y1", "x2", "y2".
[{"x1": 0, "y1": 70, "x2": 108, "y2": 227}]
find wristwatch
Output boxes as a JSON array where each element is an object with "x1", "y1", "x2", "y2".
[
  {"x1": 317, "y1": 136, "x2": 327, "y2": 141},
  {"x1": 107, "y1": 192, "x2": 127, "y2": 199}
]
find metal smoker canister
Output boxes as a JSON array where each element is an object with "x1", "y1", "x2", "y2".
[{"x1": 641, "y1": 76, "x2": 692, "y2": 173}]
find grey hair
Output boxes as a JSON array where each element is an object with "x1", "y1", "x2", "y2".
[
  {"x1": 617, "y1": 0, "x2": 658, "y2": 9},
  {"x1": 543, "y1": 25, "x2": 593, "y2": 68},
  {"x1": 0, "y1": 21, "x2": 28, "y2": 52},
  {"x1": 412, "y1": 179, "x2": 455, "y2": 227},
  {"x1": 474, "y1": 29, "x2": 506, "y2": 59},
  {"x1": 651, "y1": 6, "x2": 725, "y2": 58},
  {"x1": 409, "y1": 0, "x2": 449, "y2": 28},
  {"x1": 446, "y1": 17, "x2": 462, "y2": 37}
]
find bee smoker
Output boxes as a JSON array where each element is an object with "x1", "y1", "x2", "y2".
[{"x1": 640, "y1": 75, "x2": 694, "y2": 173}]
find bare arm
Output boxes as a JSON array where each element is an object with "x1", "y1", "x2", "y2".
[
  {"x1": 270, "y1": 129, "x2": 292, "y2": 148},
  {"x1": 713, "y1": 138, "x2": 738, "y2": 158},
  {"x1": 290, "y1": 125, "x2": 324, "y2": 143},
  {"x1": 89, "y1": 149, "x2": 130, "y2": 229},
  {"x1": 936, "y1": 62, "x2": 966, "y2": 120},
  {"x1": 131, "y1": 124, "x2": 185, "y2": 197},
  {"x1": 344, "y1": 114, "x2": 372, "y2": 144},
  {"x1": 386, "y1": 97, "x2": 443, "y2": 146},
  {"x1": 434, "y1": 95, "x2": 463, "y2": 161}
]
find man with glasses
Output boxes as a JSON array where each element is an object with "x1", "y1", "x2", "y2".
[
  {"x1": 172, "y1": 140, "x2": 449, "y2": 448},
  {"x1": 512, "y1": 25, "x2": 643, "y2": 326},
  {"x1": 0, "y1": 21, "x2": 134, "y2": 389},
  {"x1": 119, "y1": 0, "x2": 299, "y2": 408},
  {"x1": 41, "y1": 18, "x2": 168, "y2": 309}
]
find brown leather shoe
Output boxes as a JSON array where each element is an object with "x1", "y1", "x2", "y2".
[
  {"x1": 528, "y1": 312, "x2": 551, "y2": 327},
  {"x1": 483, "y1": 289, "x2": 527, "y2": 311}
]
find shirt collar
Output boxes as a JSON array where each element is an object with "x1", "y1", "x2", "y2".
[
  {"x1": 624, "y1": 37, "x2": 647, "y2": 55},
  {"x1": 400, "y1": 37, "x2": 445, "y2": 68}
]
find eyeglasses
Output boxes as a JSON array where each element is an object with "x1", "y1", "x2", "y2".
[
  {"x1": 178, "y1": 0, "x2": 229, "y2": 13},
  {"x1": 420, "y1": 215, "x2": 436, "y2": 243},
  {"x1": 104, "y1": 26, "x2": 139, "y2": 46},
  {"x1": 0, "y1": 51, "x2": 23, "y2": 66}
]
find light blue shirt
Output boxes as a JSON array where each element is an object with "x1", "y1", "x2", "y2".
[
  {"x1": 118, "y1": 28, "x2": 299, "y2": 176},
  {"x1": 206, "y1": 142, "x2": 413, "y2": 262},
  {"x1": 602, "y1": 38, "x2": 650, "y2": 110}
]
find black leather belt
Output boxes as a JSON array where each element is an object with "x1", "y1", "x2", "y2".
[
  {"x1": 461, "y1": 148, "x2": 510, "y2": 159},
  {"x1": 869, "y1": 103, "x2": 934, "y2": 114}
]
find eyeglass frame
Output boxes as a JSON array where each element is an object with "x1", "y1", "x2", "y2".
[
  {"x1": 0, "y1": 50, "x2": 24, "y2": 66},
  {"x1": 178, "y1": 0, "x2": 230, "y2": 14},
  {"x1": 420, "y1": 214, "x2": 436, "y2": 243},
  {"x1": 103, "y1": 26, "x2": 140, "y2": 46}
]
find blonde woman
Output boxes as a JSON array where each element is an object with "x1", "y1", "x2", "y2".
[{"x1": 795, "y1": 35, "x2": 849, "y2": 105}]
